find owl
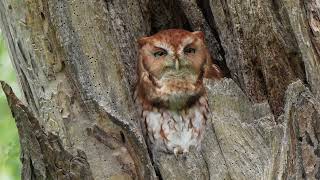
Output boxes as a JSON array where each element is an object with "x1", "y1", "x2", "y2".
[{"x1": 135, "y1": 29, "x2": 222, "y2": 155}]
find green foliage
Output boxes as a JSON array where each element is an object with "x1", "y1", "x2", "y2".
[{"x1": 0, "y1": 36, "x2": 21, "y2": 180}]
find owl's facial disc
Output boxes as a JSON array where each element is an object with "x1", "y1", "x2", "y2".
[
  {"x1": 145, "y1": 62, "x2": 205, "y2": 110},
  {"x1": 147, "y1": 44, "x2": 203, "y2": 84},
  {"x1": 137, "y1": 29, "x2": 211, "y2": 110}
]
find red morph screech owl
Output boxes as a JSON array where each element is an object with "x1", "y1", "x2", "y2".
[{"x1": 134, "y1": 29, "x2": 222, "y2": 155}]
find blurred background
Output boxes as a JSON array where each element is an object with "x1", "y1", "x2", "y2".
[{"x1": 0, "y1": 35, "x2": 22, "y2": 180}]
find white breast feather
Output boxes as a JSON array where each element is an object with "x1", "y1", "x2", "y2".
[{"x1": 142, "y1": 99, "x2": 208, "y2": 154}]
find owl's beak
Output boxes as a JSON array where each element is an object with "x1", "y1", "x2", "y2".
[{"x1": 175, "y1": 59, "x2": 180, "y2": 70}]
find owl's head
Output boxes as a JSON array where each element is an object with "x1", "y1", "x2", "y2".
[{"x1": 136, "y1": 29, "x2": 222, "y2": 110}]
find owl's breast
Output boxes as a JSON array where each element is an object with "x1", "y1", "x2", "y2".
[{"x1": 142, "y1": 96, "x2": 209, "y2": 154}]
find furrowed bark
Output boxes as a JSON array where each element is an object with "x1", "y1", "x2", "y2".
[
  {"x1": 0, "y1": 0, "x2": 156, "y2": 179},
  {"x1": 0, "y1": 0, "x2": 320, "y2": 179},
  {"x1": 1, "y1": 81, "x2": 93, "y2": 179}
]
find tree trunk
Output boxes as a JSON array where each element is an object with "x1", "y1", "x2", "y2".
[{"x1": 0, "y1": 0, "x2": 319, "y2": 179}]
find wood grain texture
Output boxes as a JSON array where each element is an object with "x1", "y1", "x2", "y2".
[
  {"x1": 0, "y1": 0, "x2": 319, "y2": 179},
  {"x1": 209, "y1": 0, "x2": 307, "y2": 117},
  {"x1": 0, "y1": 0, "x2": 156, "y2": 179}
]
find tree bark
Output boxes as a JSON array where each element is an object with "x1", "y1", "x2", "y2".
[{"x1": 0, "y1": 0, "x2": 319, "y2": 179}]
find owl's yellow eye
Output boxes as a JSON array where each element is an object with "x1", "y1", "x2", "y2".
[
  {"x1": 153, "y1": 50, "x2": 167, "y2": 57},
  {"x1": 184, "y1": 47, "x2": 196, "y2": 54}
]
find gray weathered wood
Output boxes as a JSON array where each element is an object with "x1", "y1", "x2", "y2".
[{"x1": 0, "y1": 0, "x2": 319, "y2": 179}]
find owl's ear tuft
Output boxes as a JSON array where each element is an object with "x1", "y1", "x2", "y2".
[
  {"x1": 138, "y1": 37, "x2": 150, "y2": 48},
  {"x1": 192, "y1": 31, "x2": 205, "y2": 40}
]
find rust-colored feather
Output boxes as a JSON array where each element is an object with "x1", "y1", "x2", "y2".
[{"x1": 135, "y1": 29, "x2": 222, "y2": 155}]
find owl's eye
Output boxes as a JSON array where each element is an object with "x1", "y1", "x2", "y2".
[
  {"x1": 153, "y1": 50, "x2": 167, "y2": 57},
  {"x1": 184, "y1": 47, "x2": 196, "y2": 54}
]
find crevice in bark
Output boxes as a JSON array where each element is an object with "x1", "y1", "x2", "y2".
[
  {"x1": 17, "y1": 40, "x2": 28, "y2": 66},
  {"x1": 19, "y1": 68, "x2": 39, "y2": 116},
  {"x1": 210, "y1": 123, "x2": 232, "y2": 179},
  {"x1": 29, "y1": 158, "x2": 37, "y2": 180},
  {"x1": 148, "y1": 0, "x2": 191, "y2": 34},
  {"x1": 201, "y1": 150, "x2": 211, "y2": 180},
  {"x1": 88, "y1": 125, "x2": 138, "y2": 178},
  {"x1": 120, "y1": 131, "x2": 126, "y2": 143},
  {"x1": 94, "y1": 101, "x2": 157, "y2": 179},
  {"x1": 196, "y1": 0, "x2": 231, "y2": 77},
  {"x1": 270, "y1": 0, "x2": 307, "y2": 83},
  {"x1": 176, "y1": 0, "x2": 230, "y2": 80},
  {"x1": 154, "y1": 167, "x2": 164, "y2": 180},
  {"x1": 256, "y1": 65, "x2": 268, "y2": 99},
  {"x1": 1, "y1": 81, "x2": 94, "y2": 180},
  {"x1": 87, "y1": 125, "x2": 119, "y2": 150}
]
